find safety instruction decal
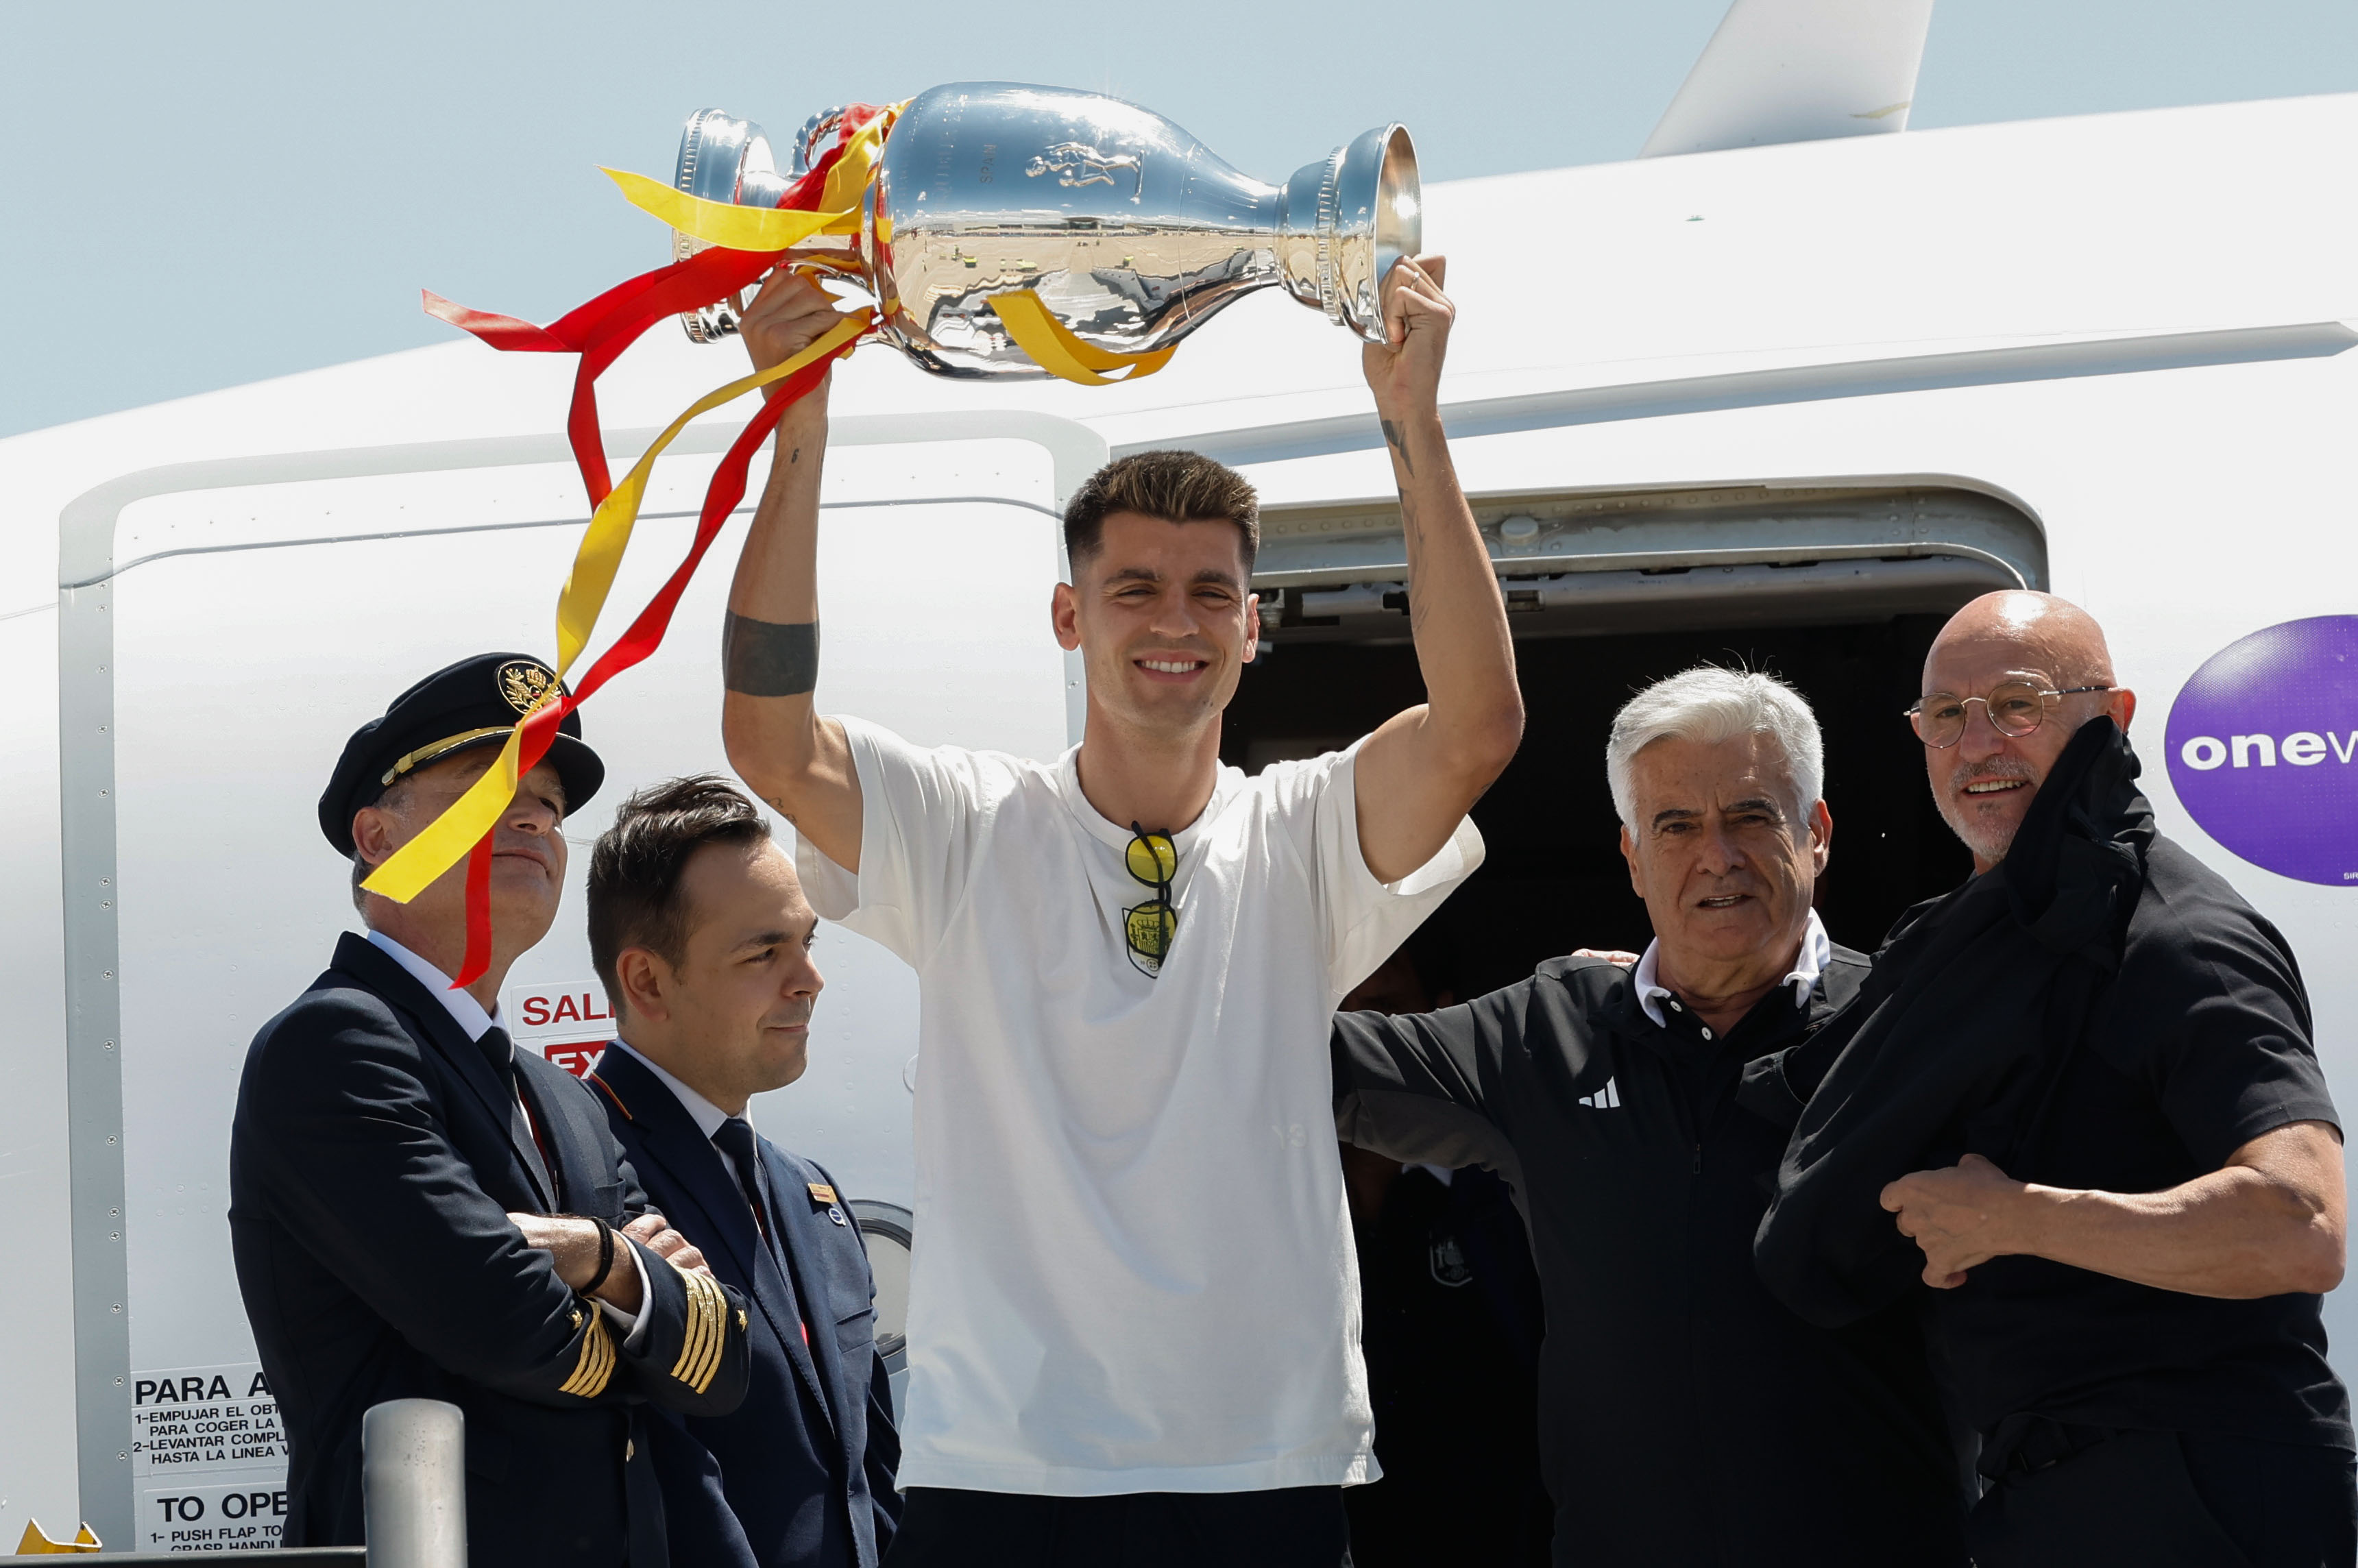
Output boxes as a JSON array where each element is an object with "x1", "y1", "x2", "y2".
[{"x1": 131, "y1": 1361, "x2": 287, "y2": 1552}]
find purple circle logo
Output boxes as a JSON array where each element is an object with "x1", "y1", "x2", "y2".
[{"x1": 2165, "y1": 615, "x2": 2358, "y2": 887}]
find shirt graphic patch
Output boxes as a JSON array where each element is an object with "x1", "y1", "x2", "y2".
[{"x1": 1578, "y1": 1077, "x2": 1621, "y2": 1110}]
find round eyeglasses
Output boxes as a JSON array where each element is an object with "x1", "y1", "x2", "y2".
[
  {"x1": 1905, "y1": 682, "x2": 2115, "y2": 749},
  {"x1": 1122, "y1": 824, "x2": 1179, "y2": 978}
]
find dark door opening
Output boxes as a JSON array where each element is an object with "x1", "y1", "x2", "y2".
[{"x1": 1221, "y1": 611, "x2": 1973, "y2": 999}]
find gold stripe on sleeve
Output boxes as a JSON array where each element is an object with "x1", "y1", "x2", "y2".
[
  {"x1": 666, "y1": 1270, "x2": 705, "y2": 1384},
  {"x1": 668, "y1": 1264, "x2": 717, "y2": 1388},
  {"x1": 679, "y1": 1269, "x2": 727, "y2": 1395},
  {"x1": 559, "y1": 1306, "x2": 616, "y2": 1399}
]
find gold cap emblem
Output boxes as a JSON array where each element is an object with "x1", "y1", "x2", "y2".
[{"x1": 497, "y1": 659, "x2": 559, "y2": 717}]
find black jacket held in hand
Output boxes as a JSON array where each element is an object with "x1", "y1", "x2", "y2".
[
  {"x1": 1332, "y1": 950, "x2": 1967, "y2": 1568},
  {"x1": 230, "y1": 934, "x2": 753, "y2": 1568},
  {"x1": 1751, "y1": 720, "x2": 2350, "y2": 1451},
  {"x1": 1749, "y1": 718, "x2": 2151, "y2": 1330}
]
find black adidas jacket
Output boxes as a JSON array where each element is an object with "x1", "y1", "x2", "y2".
[{"x1": 1331, "y1": 946, "x2": 1966, "y2": 1567}]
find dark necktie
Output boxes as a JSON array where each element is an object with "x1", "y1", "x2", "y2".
[
  {"x1": 478, "y1": 1027, "x2": 555, "y2": 1201},
  {"x1": 712, "y1": 1117, "x2": 816, "y2": 1373},
  {"x1": 710, "y1": 1117, "x2": 775, "y2": 1243}
]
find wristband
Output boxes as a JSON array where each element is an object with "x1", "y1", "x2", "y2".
[{"x1": 581, "y1": 1216, "x2": 618, "y2": 1296}]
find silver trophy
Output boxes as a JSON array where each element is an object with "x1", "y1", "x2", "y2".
[{"x1": 668, "y1": 83, "x2": 1420, "y2": 378}]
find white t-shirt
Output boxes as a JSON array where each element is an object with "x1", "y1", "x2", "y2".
[{"x1": 796, "y1": 718, "x2": 1483, "y2": 1495}]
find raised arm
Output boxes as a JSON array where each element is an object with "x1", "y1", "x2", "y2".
[
  {"x1": 1350, "y1": 256, "x2": 1524, "y2": 883},
  {"x1": 720, "y1": 269, "x2": 865, "y2": 871}
]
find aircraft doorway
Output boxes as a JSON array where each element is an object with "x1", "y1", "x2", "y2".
[{"x1": 1222, "y1": 611, "x2": 1976, "y2": 989}]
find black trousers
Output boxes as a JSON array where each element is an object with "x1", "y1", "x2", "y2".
[
  {"x1": 1971, "y1": 1425, "x2": 2358, "y2": 1567},
  {"x1": 881, "y1": 1486, "x2": 1352, "y2": 1568}
]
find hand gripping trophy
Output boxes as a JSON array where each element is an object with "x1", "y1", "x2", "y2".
[
  {"x1": 668, "y1": 82, "x2": 1421, "y2": 375},
  {"x1": 376, "y1": 83, "x2": 1420, "y2": 964}
]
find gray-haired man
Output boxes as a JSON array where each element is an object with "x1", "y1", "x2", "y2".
[{"x1": 1330, "y1": 667, "x2": 1965, "y2": 1567}]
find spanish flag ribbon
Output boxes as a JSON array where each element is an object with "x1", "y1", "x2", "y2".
[
  {"x1": 378, "y1": 105, "x2": 894, "y2": 984},
  {"x1": 391, "y1": 96, "x2": 1171, "y2": 983},
  {"x1": 358, "y1": 313, "x2": 869, "y2": 915}
]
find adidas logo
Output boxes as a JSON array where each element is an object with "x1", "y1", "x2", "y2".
[{"x1": 1578, "y1": 1077, "x2": 1621, "y2": 1110}]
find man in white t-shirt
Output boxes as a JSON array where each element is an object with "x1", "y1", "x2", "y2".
[{"x1": 717, "y1": 256, "x2": 1523, "y2": 1566}]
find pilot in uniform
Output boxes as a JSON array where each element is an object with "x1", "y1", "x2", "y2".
[{"x1": 228, "y1": 653, "x2": 751, "y2": 1567}]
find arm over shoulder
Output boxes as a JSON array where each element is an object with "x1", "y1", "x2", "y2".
[{"x1": 1330, "y1": 976, "x2": 1537, "y2": 1173}]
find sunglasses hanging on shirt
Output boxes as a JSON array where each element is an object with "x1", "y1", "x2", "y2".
[{"x1": 1123, "y1": 825, "x2": 1179, "y2": 978}]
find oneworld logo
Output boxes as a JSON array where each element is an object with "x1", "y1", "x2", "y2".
[
  {"x1": 2175, "y1": 731, "x2": 2358, "y2": 772},
  {"x1": 2165, "y1": 616, "x2": 2358, "y2": 887}
]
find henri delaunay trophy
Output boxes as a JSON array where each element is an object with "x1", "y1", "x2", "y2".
[{"x1": 665, "y1": 82, "x2": 1421, "y2": 370}]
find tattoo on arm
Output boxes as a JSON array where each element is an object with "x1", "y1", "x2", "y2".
[
  {"x1": 724, "y1": 614, "x2": 821, "y2": 697},
  {"x1": 1381, "y1": 418, "x2": 1413, "y2": 476}
]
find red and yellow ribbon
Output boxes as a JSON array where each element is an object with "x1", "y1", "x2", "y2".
[
  {"x1": 359, "y1": 313, "x2": 868, "y2": 909},
  {"x1": 376, "y1": 106, "x2": 892, "y2": 983},
  {"x1": 387, "y1": 98, "x2": 1176, "y2": 981}
]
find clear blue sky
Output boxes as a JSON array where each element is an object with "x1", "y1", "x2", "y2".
[{"x1": 3, "y1": 0, "x2": 2351, "y2": 439}]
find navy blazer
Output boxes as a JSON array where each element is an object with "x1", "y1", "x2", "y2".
[
  {"x1": 229, "y1": 934, "x2": 752, "y2": 1568},
  {"x1": 590, "y1": 1045, "x2": 901, "y2": 1568}
]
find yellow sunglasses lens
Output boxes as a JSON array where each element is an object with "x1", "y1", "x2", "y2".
[
  {"x1": 1125, "y1": 901, "x2": 1177, "y2": 959},
  {"x1": 1126, "y1": 834, "x2": 1178, "y2": 885}
]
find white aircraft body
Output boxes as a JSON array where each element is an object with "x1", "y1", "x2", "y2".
[{"x1": 1, "y1": 28, "x2": 2353, "y2": 1551}]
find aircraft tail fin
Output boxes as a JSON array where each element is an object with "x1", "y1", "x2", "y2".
[{"x1": 1639, "y1": 0, "x2": 1935, "y2": 158}]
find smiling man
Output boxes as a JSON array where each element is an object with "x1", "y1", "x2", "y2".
[
  {"x1": 1328, "y1": 666, "x2": 1966, "y2": 1566},
  {"x1": 716, "y1": 256, "x2": 1520, "y2": 1567},
  {"x1": 231, "y1": 654, "x2": 751, "y2": 1566},
  {"x1": 583, "y1": 774, "x2": 901, "y2": 1568},
  {"x1": 1753, "y1": 591, "x2": 2353, "y2": 1568}
]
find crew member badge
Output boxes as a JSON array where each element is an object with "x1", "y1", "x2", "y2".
[
  {"x1": 807, "y1": 1183, "x2": 837, "y2": 1205},
  {"x1": 498, "y1": 659, "x2": 559, "y2": 716}
]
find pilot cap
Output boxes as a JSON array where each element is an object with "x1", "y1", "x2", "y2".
[{"x1": 319, "y1": 652, "x2": 605, "y2": 856}]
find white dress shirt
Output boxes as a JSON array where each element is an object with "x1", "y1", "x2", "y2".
[
  {"x1": 602, "y1": 1038, "x2": 756, "y2": 1188},
  {"x1": 365, "y1": 930, "x2": 646, "y2": 1339},
  {"x1": 1631, "y1": 908, "x2": 1834, "y2": 1034}
]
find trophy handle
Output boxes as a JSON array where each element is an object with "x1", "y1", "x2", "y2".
[
  {"x1": 789, "y1": 106, "x2": 853, "y2": 178},
  {"x1": 675, "y1": 106, "x2": 875, "y2": 343},
  {"x1": 674, "y1": 107, "x2": 797, "y2": 343}
]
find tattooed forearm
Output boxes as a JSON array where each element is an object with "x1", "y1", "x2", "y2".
[
  {"x1": 724, "y1": 614, "x2": 821, "y2": 697},
  {"x1": 1381, "y1": 418, "x2": 1414, "y2": 476}
]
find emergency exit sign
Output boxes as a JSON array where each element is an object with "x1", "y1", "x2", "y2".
[{"x1": 501, "y1": 979, "x2": 618, "y2": 1077}]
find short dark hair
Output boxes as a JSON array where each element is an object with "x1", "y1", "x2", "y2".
[
  {"x1": 587, "y1": 774, "x2": 771, "y2": 1010},
  {"x1": 1062, "y1": 450, "x2": 1259, "y2": 574}
]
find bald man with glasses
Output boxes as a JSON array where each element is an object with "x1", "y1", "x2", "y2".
[{"x1": 1756, "y1": 591, "x2": 2354, "y2": 1568}]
